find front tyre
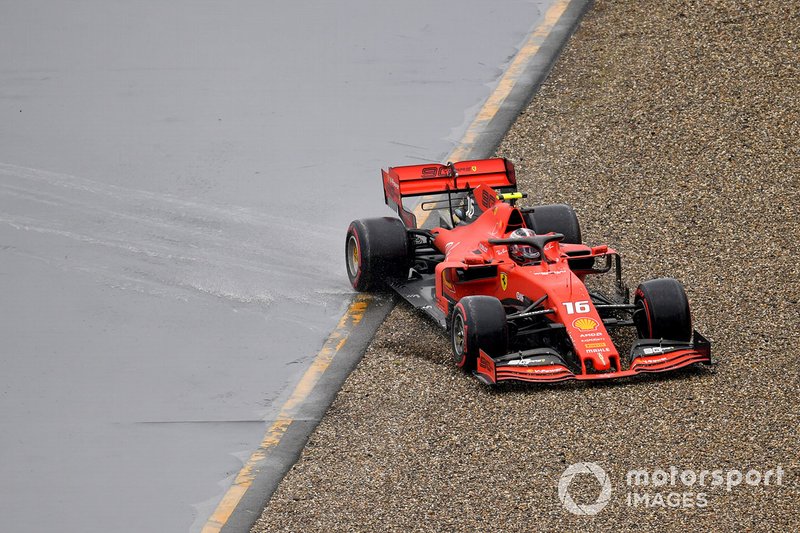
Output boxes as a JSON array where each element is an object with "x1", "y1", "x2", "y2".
[
  {"x1": 450, "y1": 296, "x2": 508, "y2": 372},
  {"x1": 634, "y1": 278, "x2": 692, "y2": 341},
  {"x1": 346, "y1": 218, "x2": 409, "y2": 292}
]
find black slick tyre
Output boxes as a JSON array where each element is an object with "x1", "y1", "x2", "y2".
[
  {"x1": 345, "y1": 218, "x2": 409, "y2": 292},
  {"x1": 450, "y1": 296, "x2": 508, "y2": 372},
  {"x1": 634, "y1": 278, "x2": 692, "y2": 342},
  {"x1": 523, "y1": 204, "x2": 582, "y2": 244}
]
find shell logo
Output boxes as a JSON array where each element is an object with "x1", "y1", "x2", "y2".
[{"x1": 572, "y1": 317, "x2": 599, "y2": 331}]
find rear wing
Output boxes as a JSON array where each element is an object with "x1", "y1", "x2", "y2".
[{"x1": 382, "y1": 158, "x2": 517, "y2": 228}]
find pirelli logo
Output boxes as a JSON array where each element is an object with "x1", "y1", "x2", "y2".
[{"x1": 585, "y1": 342, "x2": 607, "y2": 349}]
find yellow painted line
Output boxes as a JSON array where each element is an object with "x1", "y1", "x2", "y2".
[
  {"x1": 201, "y1": 294, "x2": 371, "y2": 533},
  {"x1": 203, "y1": 3, "x2": 575, "y2": 530},
  {"x1": 416, "y1": 0, "x2": 571, "y2": 227},
  {"x1": 448, "y1": 0, "x2": 571, "y2": 163}
]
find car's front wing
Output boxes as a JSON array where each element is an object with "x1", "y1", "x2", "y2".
[{"x1": 475, "y1": 331, "x2": 712, "y2": 385}]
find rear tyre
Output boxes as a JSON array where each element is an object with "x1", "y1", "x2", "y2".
[
  {"x1": 524, "y1": 204, "x2": 593, "y2": 269},
  {"x1": 346, "y1": 218, "x2": 409, "y2": 292},
  {"x1": 523, "y1": 204, "x2": 582, "y2": 244},
  {"x1": 634, "y1": 278, "x2": 692, "y2": 341},
  {"x1": 450, "y1": 296, "x2": 508, "y2": 372}
]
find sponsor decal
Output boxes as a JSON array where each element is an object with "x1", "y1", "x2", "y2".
[
  {"x1": 516, "y1": 291, "x2": 525, "y2": 302},
  {"x1": 496, "y1": 247, "x2": 507, "y2": 255},
  {"x1": 506, "y1": 358, "x2": 547, "y2": 366},
  {"x1": 481, "y1": 189, "x2": 495, "y2": 210},
  {"x1": 640, "y1": 356, "x2": 668, "y2": 364},
  {"x1": 444, "y1": 241, "x2": 460, "y2": 256},
  {"x1": 580, "y1": 331, "x2": 603, "y2": 338},
  {"x1": 572, "y1": 317, "x2": 599, "y2": 331},
  {"x1": 478, "y1": 242, "x2": 488, "y2": 254},
  {"x1": 500, "y1": 273, "x2": 508, "y2": 291},
  {"x1": 532, "y1": 366, "x2": 563, "y2": 374},
  {"x1": 471, "y1": 165, "x2": 477, "y2": 172},
  {"x1": 478, "y1": 352, "x2": 495, "y2": 376},
  {"x1": 642, "y1": 346, "x2": 677, "y2": 355},
  {"x1": 585, "y1": 342, "x2": 607, "y2": 349},
  {"x1": 421, "y1": 166, "x2": 451, "y2": 178}
]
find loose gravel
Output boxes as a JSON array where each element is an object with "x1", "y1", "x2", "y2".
[{"x1": 253, "y1": 1, "x2": 798, "y2": 531}]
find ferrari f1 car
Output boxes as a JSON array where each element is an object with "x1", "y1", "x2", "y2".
[{"x1": 345, "y1": 158, "x2": 711, "y2": 384}]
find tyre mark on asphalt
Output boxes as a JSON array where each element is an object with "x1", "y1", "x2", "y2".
[
  {"x1": 199, "y1": 0, "x2": 579, "y2": 531},
  {"x1": 0, "y1": 162, "x2": 340, "y2": 308}
]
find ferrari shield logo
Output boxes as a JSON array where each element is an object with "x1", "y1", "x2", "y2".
[{"x1": 500, "y1": 273, "x2": 508, "y2": 291}]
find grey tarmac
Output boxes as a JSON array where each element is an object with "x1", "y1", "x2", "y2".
[{"x1": 0, "y1": 1, "x2": 557, "y2": 532}]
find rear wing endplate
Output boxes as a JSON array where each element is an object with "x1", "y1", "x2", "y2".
[{"x1": 382, "y1": 158, "x2": 517, "y2": 228}]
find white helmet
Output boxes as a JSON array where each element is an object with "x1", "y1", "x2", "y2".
[{"x1": 509, "y1": 228, "x2": 540, "y2": 264}]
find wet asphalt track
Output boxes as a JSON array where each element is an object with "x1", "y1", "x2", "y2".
[{"x1": 0, "y1": 1, "x2": 555, "y2": 531}]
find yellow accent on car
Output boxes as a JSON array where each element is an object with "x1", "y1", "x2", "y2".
[
  {"x1": 573, "y1": 317, "x2": 599, "y2": 331},
  {"x1": 497, "y1": 192, "x2": 523, "y2": 201}
]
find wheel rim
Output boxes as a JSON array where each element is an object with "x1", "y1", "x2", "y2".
[
  {"x1": 346, "y1": 235, "x2": 359, "y2": 278},
  {"x1": 452, "y1": 313, "x2": 466, "y2": 357},
  {"x1": 633, "y1": 298, "x2": 650, "y2": 338}
]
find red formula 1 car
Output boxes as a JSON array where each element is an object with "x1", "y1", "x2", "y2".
[{"x1": 345, "y1": 158, "x2": 711, "y2": 384}]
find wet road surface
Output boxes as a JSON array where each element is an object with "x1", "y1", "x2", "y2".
[{"x1": 0, "y1": 1, "x2": 552, "y2": 531}]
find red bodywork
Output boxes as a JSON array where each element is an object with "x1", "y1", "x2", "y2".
[
  {"x1": 381, "y1": 158, "x2": 711, "y2": 384},
  {"x1": 383, "y1": 159, "x2": 515, "y2": 228},
  {"x1": 476, "y1": 347, "x2": 712, "y2": 384}
]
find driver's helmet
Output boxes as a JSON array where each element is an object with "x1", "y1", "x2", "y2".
[{"x1": 509, "y1": 228, "x2": 540, "y2": 264}]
